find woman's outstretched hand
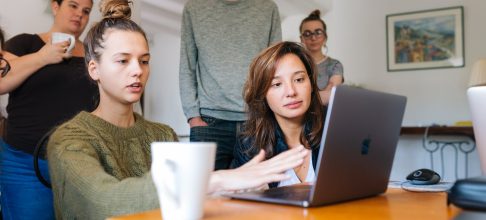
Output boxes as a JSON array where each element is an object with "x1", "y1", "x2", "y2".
[{"x1": 208, "y1": 145, "x2": 309, "y2": 194}]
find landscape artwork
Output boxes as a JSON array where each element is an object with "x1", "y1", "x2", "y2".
[{"x1": 386, "y1": 7, "x2": 464, "y2": 71}]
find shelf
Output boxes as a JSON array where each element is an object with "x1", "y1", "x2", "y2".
[{"x1": 400, "y1": 126, "x2": 474, "y2": 140}]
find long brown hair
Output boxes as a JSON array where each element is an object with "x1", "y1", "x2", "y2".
[
  {"x1": 299, "y1": 9, "x2": 327, "y2": 39},
  {"x1": 242, "y1": 41, "x2": 324, "y2": 158}
]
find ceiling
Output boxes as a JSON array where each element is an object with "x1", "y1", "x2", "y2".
[{"x1": 140, "y1": 0, "x2": 329, "y2": 34}]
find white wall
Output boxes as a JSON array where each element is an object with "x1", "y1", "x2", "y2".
[
  {"x1": 323, "y1": 0, "x2": 486, "y2": 181},
  {"x1": 143, "y1": 31, "x2": 190, "y2": 135}
]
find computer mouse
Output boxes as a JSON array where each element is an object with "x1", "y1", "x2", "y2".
[{"x1": 406, "y1": 168, "x2": 441, "y2": 185}]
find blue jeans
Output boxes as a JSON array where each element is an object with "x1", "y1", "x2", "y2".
[
  {"x1": 190, "y1": 116, "x2": 243, "y2": 170},
  {"x1": 0, "y1": 139, "x2": 54, "y2": 220}
]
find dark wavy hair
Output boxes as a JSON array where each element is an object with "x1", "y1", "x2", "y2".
[
  {"x1": 299, "y1": 9, "x2": 327, "y2": 39},
  {"x1": 0, "y1": 27, "x2": 4, "y2": 50},
  {"x1": 242, "y1": 41, "x2": 324, "y2": 158}
]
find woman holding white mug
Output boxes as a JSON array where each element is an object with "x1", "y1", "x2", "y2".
[{"x1": 0, "y1": 0, "x2": 97, "y2": 219}]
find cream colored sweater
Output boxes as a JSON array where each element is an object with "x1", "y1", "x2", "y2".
[{"x1": 47, "y1": 111, "x2": 178, "y2": 220}]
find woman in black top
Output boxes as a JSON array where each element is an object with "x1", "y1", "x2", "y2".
[{"x1": 0, "y1": 1, "x2": 97, "y2": 219}]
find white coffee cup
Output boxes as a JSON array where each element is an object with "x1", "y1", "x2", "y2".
[
  {"x1": 51, "y1": 32, "x2": 75, "y2": 55},
  {"x1": 151, "y1": 142, "x2": 216, "y2": 220}
]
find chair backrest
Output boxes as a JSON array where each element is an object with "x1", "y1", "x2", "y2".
[{"x1": 34, "y1": 129, "x2": 56, "y2": 188}]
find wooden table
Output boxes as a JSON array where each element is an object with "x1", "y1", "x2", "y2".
[{"x1": 107, "y1": 189, "x2": 462, "y2": 220}]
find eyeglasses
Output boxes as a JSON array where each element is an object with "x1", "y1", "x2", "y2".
[
  {"x1": 301, "y1": 29, "x2": 325, "y2": 40},
  {"x1": 0, "y1": 57, "x2": 11, "y2": 77}
]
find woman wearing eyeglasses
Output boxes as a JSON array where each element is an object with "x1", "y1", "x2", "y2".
[
  {"x1": 300, "y1": 10, "x2": 344, "y2": 105},
  {"x1": 0, "y1": 1, "x2": 97, "y2": 219}
]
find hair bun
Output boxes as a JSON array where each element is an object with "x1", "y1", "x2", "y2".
[
  {"x1": 309, "y1": 9, "x2": 321, "y2": 18},
  {"x1": 100, "y1": 0, "x2": 132, "y2": 19}
]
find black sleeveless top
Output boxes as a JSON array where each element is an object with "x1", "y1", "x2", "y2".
[{"x1": 4, "y1": 33, "x2": 98, "y2": 154}]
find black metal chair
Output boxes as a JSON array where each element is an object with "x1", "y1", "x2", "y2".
[{"x1": 33, "y1": 129, "x2": 56, "y2": 189}]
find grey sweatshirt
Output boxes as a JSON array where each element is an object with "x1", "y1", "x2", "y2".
[{"x1": 179, "y1": 0, "x2": 282, "y2": 121}]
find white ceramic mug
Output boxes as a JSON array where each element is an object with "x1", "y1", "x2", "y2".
[
  {"x1": 151, "y1": 142, "x2": 216, "y2": 220},
  {"x1": 51, "y1": 32, "x2": 75, "y2": 55}
]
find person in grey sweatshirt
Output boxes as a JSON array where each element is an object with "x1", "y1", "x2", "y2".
[{"x1": 179, "y1": 0, "x2": 282, "y2": 170}]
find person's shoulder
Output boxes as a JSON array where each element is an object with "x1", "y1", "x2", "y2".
[
  {"x1": 184, "y1": 0, "x2": 205, "y2": 10},
  {"x1": 135, "y1": 114, "x2": 178, "y2": 141},
  {"x1": 5, "y1": 33, "x2": 38, "y2": 53},
  {"x1": 47, "y1": 112, "x2": 96, "y2": 155},
  {"x1": 5, "y1": 33, "x2": 40, "y2": 56},
  {"x1": 49, "y1": 112, "x2": 93, "y2": 141},
  {"x1": 326, "y1": 57, "x2": 343, "y2": 67},
  {"x1": 326, "y1": 57, "x2": 344, "y2": 74},
  {"x1": 6, "y1": 33, "x2": 39, "y2": 45},
  {"x1": 232, "y1": 135, "x2": 258, "y2": 168},
  {"x1": 8, "y1": 33, "x2": 36, "y2": 41},
  {"x1": 134, "y1": 113, "x2": 169, "y2": 130},
  {"x1": 235, "y1": 135, "x2": 255, "y2": 151},
  {"x1": 145, "y1": 120, "x2": 175, "y2": 134}
]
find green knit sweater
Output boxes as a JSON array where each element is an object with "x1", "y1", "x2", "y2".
[{"x1": 47, "y1": 111, "x2": 178, "y2": 220}]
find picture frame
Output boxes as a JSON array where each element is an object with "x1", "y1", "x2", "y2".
[{"x1": 386, "y1": 6, "x2": 464, "y2": 72}]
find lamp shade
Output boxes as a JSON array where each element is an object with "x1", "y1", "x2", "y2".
[
  {"x1": 469, "y1": 59, "x2": 486, "y2": 87},
  {"x1": 468, "y1": 59, "x2": 486, "y2": 174}
]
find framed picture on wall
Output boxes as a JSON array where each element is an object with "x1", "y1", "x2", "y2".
[{"x1": 386, "y1": 6, "x2": 464, "y2": 72}]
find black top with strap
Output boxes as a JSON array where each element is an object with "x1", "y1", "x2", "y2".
[{"x1": 4, "y1": 33, "x2": 97, "y2": 155}]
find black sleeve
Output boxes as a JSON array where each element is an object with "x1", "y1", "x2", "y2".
[
  {"x1": 5, "y1": 33, "x2": 35, "y2": 57},
  {"x1": 230, "y1": 137, "x2": 256, "y2": 169}
]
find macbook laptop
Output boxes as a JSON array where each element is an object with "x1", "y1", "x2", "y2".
[{"x1": 228, "y1": 85, "x2": 407, "y2": 207}]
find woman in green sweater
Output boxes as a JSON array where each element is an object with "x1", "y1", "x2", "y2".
[{"x1": 46, "y1": 0, "x2": 307, "y2": 219}]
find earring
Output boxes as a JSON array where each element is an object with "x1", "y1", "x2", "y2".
[{"x1": 323, "y1": 45, "x2": 329, "y2": 55}]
